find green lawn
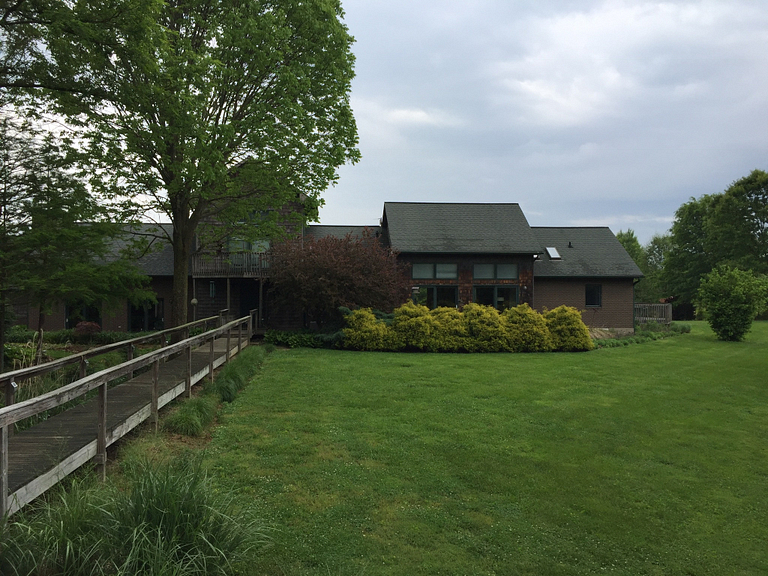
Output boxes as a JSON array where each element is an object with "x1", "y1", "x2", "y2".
[{"x1": 204, "y1": 322, "x2": 768, "y2": 575}]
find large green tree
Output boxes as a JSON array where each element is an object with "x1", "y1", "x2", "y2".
[
  {"x1": 1, "y1": 0, "x2": 157, "y2": 95},
  {"x1": 40, "y1": 0, "x2": 359, "y2": 328},
  {"x1": 616, "y1": 229, "x2": 670, "y2": 303},
  {"x1": 663, "y1": 170, "x2": 768, "y2": 314},
  {"x1": 0, "y1": 112, "x2": 152, "y2": 370},
  {"x1": 663, "y1": 194, "x2": 718, "y2": 310}
]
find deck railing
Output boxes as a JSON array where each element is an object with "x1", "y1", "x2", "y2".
[
  {"x1": 191, "y1": 251, "x2": 270, "y2": 278},
  {"x1": 634, "y1": 303, "x2": 673, "y2": 325},
  {"x1": 0, "y1": 309, "x2": 257, "y2": 517}
]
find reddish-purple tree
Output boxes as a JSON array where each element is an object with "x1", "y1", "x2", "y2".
[{"x1": 269, "y1": 230, "x2": 412, "y2": 328}]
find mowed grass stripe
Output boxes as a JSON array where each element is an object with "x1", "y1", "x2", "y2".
[{"x1": 206, "y1": 322, "x2": 768, "y2": 575}]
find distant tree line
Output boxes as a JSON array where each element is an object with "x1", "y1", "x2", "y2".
[{"x1": 618, "y1": 169, "x2": 768, "y2": 332}]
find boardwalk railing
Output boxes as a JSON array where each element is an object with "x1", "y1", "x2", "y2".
[
  {"x1": 634, "y1": 303, "x2": 673, "y2": 325},
  {"x1": 0, "y1": 309, "x2": 257, "y2": 517},
  {"x1": 1, "y1": 312, "x2": 228, "y2": 410}
]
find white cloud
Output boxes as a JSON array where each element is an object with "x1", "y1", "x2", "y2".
[
  {"x1": 570, "y1": 214, "x2": 674, "y2": 227},
  {"x1": 484, "y1": 0, "x2": 762, "y2": 127}
]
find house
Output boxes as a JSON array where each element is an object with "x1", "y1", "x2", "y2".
[
  {"x1": 532, "y1": 227, "x2": 642, "y2": 332},
  {"x1": 12, "y1": 202, "x2": 642, "y2": 333},
  {"x1": 377, "y1": 202, "x2": 642, "y2": 331}
]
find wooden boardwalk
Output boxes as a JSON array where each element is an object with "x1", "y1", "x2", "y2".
[{"x1": 4, "y1": 335, "x2": 243, "y2": 515}]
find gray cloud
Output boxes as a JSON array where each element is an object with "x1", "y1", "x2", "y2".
[{"x1": 320, "y1": 0, "x2": 768, "y2": 243}]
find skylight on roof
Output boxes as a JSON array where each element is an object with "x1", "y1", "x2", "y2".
[{"x1": 545, "y1": 247, "x2": 561, "y2": 260}]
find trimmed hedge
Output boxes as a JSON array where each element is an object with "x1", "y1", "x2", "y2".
[{"x1": 343, "y1": 303, "x2": 593, "y2": 353}]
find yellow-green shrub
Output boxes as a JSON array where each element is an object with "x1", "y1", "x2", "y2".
[
  {"x1": 429, "y1": 307, "x2": 469, "y2": 352},
  {"x1": 392, "y1": 301, "x2": 438, "y2": 351},
  {"x1": 502, "y1": 304, "x2": 553, "y2": 352},
  {"x1": 462, "y1": 303, "x2": 506, "y2": 352},
  {"x1": 543, "y1": 305, "x2": 594, "y2": 351},
  {"x1": 343, "y1": 308, "x2": 401, "y2": 351}
]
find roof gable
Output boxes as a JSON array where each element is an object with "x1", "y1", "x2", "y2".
[
  {"x1": 532, "y1": 227, "x2": 643, "y2": 278},
  {"x1": 382, "y1": 202, "x2": 542, "y2": 254}
]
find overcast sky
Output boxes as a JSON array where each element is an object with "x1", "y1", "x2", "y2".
[{"x1": 316, "y1": 0, "x2": 768, "y2": 244}]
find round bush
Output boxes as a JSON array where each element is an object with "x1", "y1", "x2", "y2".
[
  {"x1": 698, "y1": 266, "x2": 767, "y2": 341},
  {"x1": 543, "y1": 306, "x2": 593, "y2": 352},
  {"x1": 502, "y1": 304, "x2": 553, "y2": 352}
]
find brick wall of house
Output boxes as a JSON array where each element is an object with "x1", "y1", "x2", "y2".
[
  {"x1": 533, "y1": 277, "x2": 635, "y2": 329},
  {"x1": 400, "y1": 254, "x2": 535, "y2": 307}
]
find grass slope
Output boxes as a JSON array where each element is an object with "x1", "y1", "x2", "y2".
[{"x1": 205, "y1": 322, "x2": 768, "y2": 575}]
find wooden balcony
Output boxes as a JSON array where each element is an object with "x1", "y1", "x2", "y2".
[{"x1": 192, "y1": 252, "x2": 270, "y2": 278}]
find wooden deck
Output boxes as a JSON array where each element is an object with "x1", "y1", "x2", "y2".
[{"x1": 4, "y1": 336, "x2": 243, "y2": 515}]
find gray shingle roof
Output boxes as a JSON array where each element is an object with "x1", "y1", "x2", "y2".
[
  {"x1": 532, "y1": 227, "x2": 643, "y2": 278},
  {"x1": 109, "y1": 224, "x2": 175, "y2": 276},
  {"x1": 382, "y1": 202, "x2": 542, "y2": 254}
]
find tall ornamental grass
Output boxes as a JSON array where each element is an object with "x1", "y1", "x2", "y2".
[{"x1": 0, "y1": 457, "x2": 266, "y2": 576}]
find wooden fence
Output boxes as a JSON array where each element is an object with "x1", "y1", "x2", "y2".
[
  {"x1": 0, "y1": 309, "x2": 256, "y2": 517},
  {"x1": 634, "y1": 303, "x2": 673, "y2": 325}
]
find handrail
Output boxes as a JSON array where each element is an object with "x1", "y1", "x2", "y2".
[
  {"x1": 0, "y1": 308, "x2": 258, "y2": 516},
  {"x1": 0, "y1": 312, "x2": 253, "y2": 429},
  {"x1": 0, "y1": 311, "x2": 228, "y2": 389}
]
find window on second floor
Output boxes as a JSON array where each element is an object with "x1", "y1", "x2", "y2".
[
  {"x1": 412, "y1": 263, "x2": 458, "y2": 280},
  {"x1": 473, "y1": 263, "x2": 518, "y2": 279}
]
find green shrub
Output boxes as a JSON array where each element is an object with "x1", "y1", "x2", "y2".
[
  {"x1": 697, "y1": 266, "x2": 767, "y2": 341},
  {"x1": 264, "y1": 330, "x2": 323, "y2": 348},
  {"x1": 462, "y1": 303, "x2": 506, "y2": 352},
  {"x1": 4, "y1": 325, "x2": 36, "y2": 343},
  {"x1": 429, "y1": 307, "x2": 469, "y2": 352},
  {"x1": 391, "y1": 302, "x2": 438, "y2": 351},
  {"x1": 671, "y1": 323, "x2": 691, "y2": 334},
  {"x1": 502, "y1": 304, "x2": 553, "y2": 352},
  {"x1": 343, "y1": 308, "x2": 400, "y2": 351},
  {"x1": 543, "y1": 306, "x2": 594, "y2": 352},
  {"x1": 42, "y1": 329, "x2": 76, "y2": 344}
]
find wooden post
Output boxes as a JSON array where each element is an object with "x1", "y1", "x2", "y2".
[
  {"x1": 226, "y1": 328, "x2": 231, "y2": 363},
  {"x1": 3, "y1": 381, "x2": 16, "y2": 440},
  {"x1": 238, "y1": 322, "x2": 243, "y2": 354},
  {"x1": 127, "y1": 343, "x2": 134, "y2": 380},
  {"x1": 151, "y1": 359, "x2": 159, "y2": 433},
  {"x1": 186, "y1": 344, "x2": 192, "y2": 398},
  {"x1": 79, "y1": 357, "x2": 88, "y2": 380},
  {"x1": 0, "y1": 423, "x2": 8, "y2": 518},
  {"x1": 96, "y1": 381, "x2": 107, "y2": 481},
  {"x1": 209, "y1": 336, "x2": 215, "y2": 383},
  {"x1": 226, "y1": 278, "x2": 231, "y2": 318},
  {"x1": 4, "y1": 379, "x2": 15, "y2": 408}
]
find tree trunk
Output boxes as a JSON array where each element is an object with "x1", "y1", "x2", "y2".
[{"x1": 171, "y1": 229, "x2": 191, "y2": 330}]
